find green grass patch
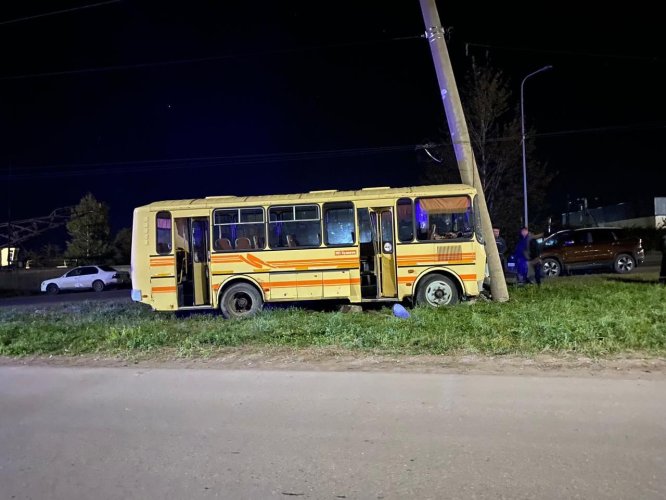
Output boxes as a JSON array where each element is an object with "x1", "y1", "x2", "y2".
[{"x1": 1, "y1": 277, "x2": 665, "y2": 358}]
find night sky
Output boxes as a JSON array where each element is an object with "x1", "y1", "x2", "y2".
[{"x1": 1, "y1": 1, "x2": 664, "y2": 244}]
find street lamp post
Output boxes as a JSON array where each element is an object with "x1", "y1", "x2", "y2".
[{"x1": 520, "y1": 65, "x2": 552, "y2": 229}]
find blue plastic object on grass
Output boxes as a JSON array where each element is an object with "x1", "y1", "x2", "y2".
[{"x1": 392, "y1": 303, "x2": 410, "y2": 319}]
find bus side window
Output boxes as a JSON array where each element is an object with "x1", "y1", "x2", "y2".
[
  {"x1": 397, "y1": 198, "x2": 413, "y2": 242},
  {"x1": 323, "y1": 202, "x2": 355, "y2": 246},
  {"x1": 156, "y1": 211, "x2": 172, "y2": 254},
  {"x1": 269, "y1": 205, "x2": 320, "y2": 248}
]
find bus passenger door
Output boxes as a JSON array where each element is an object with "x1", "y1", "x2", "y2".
[
  {"x1": 370, "y1": 208, "x2": 397, "y2": 298},
  {"x1": 190, "y1": 218, "x2": 210, "y2": 305},
  {"x1": 175, "y1": 217, "x2": 211, "y2": 307}
]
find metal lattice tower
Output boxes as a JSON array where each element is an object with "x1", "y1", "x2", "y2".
[{"x1": 1, "y1": 206, "x2": 74, "y2": 248}]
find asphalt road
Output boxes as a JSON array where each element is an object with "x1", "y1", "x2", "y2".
[{"x1": 1, "y1": 366, "x2": 664, "y2": 499}]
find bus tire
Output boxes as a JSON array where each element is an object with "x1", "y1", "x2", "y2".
[
  {"x1": 416, "y1": 274, "x2": 459, "y2": 307},
  {"x1": 220, "y1": 282, "x2": 263, "y2": 319}
]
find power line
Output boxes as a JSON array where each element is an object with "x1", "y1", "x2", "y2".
[
  {"x1": 0, "y1": 34, "x2": 423, "y2": 81},
  {"x1": 426, "y1": 122, "x2": 666, "y2": 146},
  {"x1": 4, "y1": 120, "x2": 665, "y2": 181},
  {"x1": 3, "y1": 145, "x2": 417, "y2": 180},
  {"x1": 0, "y1": 0, "x2": 122, "y2": 26},
  {"x1": 465, "y1": 42, "x2": 664, "y2": 64},
  {"x1": 0, "y1": 54, "x2": 247, "y2": 81},
  {"x1": 534, "y1": 123, "x2": 666, "y2": 138},
  {"x1": 14, "y1": 145, "x2": 416, "y2": 171}
]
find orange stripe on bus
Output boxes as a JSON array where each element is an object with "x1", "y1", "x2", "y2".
[
  {"x1": 268, "y1": 258, "x2": 357, "y2": 263},
  {"x1": 400, "y1": 251, "x2": 476, "y2": 255},
  {"x1": 242, "y1": 254, "x2": 275, "y2": 268},
  {"x1": 152, "y1": 286, "x2": 176, "y2": 293},
  {"x1": 398, "y1": 252, "x2": 476, "y2": 256},
  {"x1": 212, "y1": 256, "x2": 358, "y2": 268},
  {"x1": 211, "y1": 258, "x2": 358, "y2": 270},
  {"x1": 326, "y1": 278, "x2": 360, "y2": 285},
  {"x1": 398, "y1": 255, "x2": 475, "y2": 264},
  {"x1": 397, "y1": 254, "x2": 475, "y2": 262},
  {"x1": 398, "y1": 261, "x2": 475, "y2": 267}
]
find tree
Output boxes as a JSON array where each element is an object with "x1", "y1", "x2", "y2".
[
  {"x1": 64, "y1": 193, "x2": 112, "y2": 263},
  {"x1": 112, "y1": 227, "x2": 132, "y2": 264},
  {"x1": 420, "y1": 60, "x2": 553, "y2": 236}
]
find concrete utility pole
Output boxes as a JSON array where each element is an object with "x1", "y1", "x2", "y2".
[{"x1": 418, "y1": 0, "x2": 509, "y2": 302}]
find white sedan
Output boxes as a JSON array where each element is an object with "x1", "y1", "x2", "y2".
[{"x1": 40, "y1": 265, "x2": 131, "y2": 294}]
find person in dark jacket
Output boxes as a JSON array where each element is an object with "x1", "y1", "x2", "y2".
[
  {"x1": 528, "y1": 232, "x2": 543, "y2": 285},
  {"x1": 493, "y1": 227, "x2": 507, "y2": 271},
  {"x1": 513, "y1": 227, "x2": 530, "y2": 285}
]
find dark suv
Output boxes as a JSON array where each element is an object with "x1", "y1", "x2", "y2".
[{"x1": 540, "y1": 227, "x2": 645, "y2": 277}]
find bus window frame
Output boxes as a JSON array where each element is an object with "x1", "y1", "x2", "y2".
[
  {"x1": 268, "y1": 203, "x2": 322, "y2": 250},
  {"x1": 414, "y1": 195, "x2": 474, "y2": 242},
  {"x1": 156, "y1": 211, "x2": 173, "y2": 255},
  {"x1": 322, "y1": 202, "x2": 356, "y2": 247},
  {"x1": 212, "y1": 206, "x2": 266, "y2": 252},
  {"x1": 396, "y1": 197, "x2": 414, "y2": 244}
]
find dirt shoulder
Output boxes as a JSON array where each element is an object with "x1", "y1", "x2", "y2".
[{"x1": 2, "y1": 347, "x2": 666, "y2": 379}]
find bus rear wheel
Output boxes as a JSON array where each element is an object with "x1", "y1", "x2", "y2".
[
  {"x1": 416, "y1": 274, "x2": 459, "y2": 307},
  {"x1": 220, "y1": 282, "x2": 263, "y2": 319}
]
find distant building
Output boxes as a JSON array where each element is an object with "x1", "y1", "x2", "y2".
[
  {"x1": 561, "y1": 197, "x2": 666, "y2": 229},
  {"x1": 1, "y1": 247, "x2": 19, "y2": 268}
]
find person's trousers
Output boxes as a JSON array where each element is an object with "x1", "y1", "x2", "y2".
[{"x1": 517, "y1": 258, "x2": 529, "y2": 283}]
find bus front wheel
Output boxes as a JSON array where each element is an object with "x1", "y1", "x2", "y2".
[
  {"x1": 416, "y1": 274, "x2": 459, "y2": 307},
  {"x1": 220, "y1": 282, "x2": 263, "y2": 319}
]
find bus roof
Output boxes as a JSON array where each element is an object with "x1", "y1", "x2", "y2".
[{"x1": 140, "y1": 184, "x2": 477, "y2": 210}]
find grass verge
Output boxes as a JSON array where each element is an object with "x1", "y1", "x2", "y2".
[{"x1": 1, "y1": 276, "x2": 664, "y2": 358}]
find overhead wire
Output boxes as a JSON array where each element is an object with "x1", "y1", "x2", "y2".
[
  {"x1": 464, "y1": 42, "x2": 664, "y2": 63},
  {"x1": 0, "y1": 0, "x2": 122, "y2": 26},
  {"x1": 3, "y1": 144, "x2": 418, "y2": 180},
  {"x1": 1, "y1": 10, "x2": 662, "y2": 183},
  {"x1": 0, "y1": 34, "x2": 424, "y2": 81},
  {"x1": 4, "y1": 120, "x2": 665, "y2": 181}
]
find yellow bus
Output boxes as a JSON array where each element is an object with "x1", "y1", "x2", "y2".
[{"x1": 130, "y1": 184, "x2": 488, "y2": 317}]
